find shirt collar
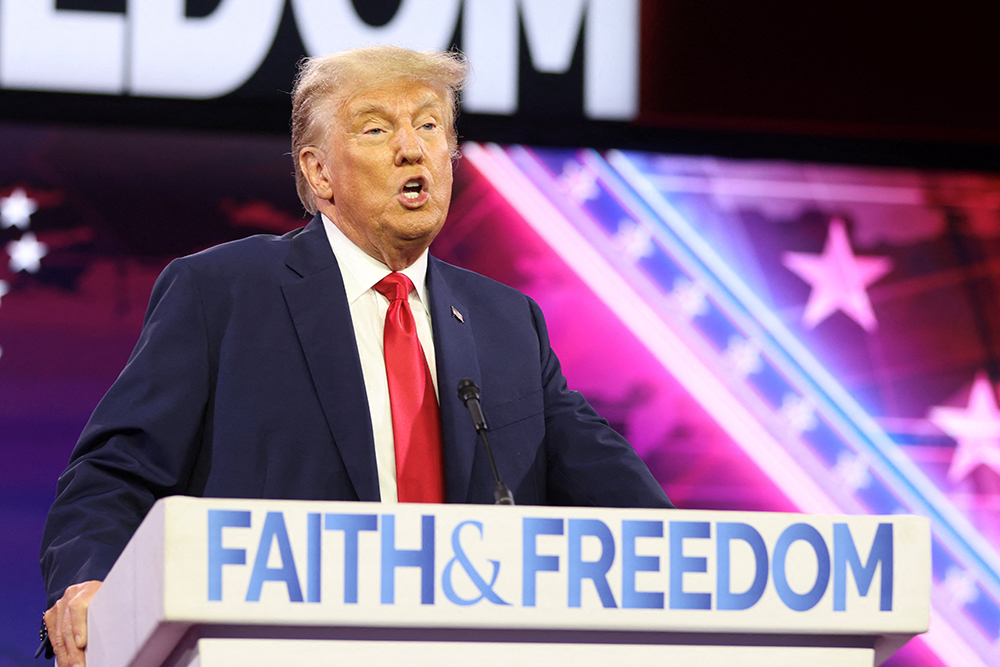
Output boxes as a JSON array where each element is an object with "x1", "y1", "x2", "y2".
[{"x1": 321, "y1": 213, "x2": 430, "y2": 306}]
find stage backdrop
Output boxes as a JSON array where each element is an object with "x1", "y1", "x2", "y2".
[{"x1": 2, "y1": 122, "x2": 1000, "y2": 666}]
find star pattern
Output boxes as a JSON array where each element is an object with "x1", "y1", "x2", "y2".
[
  {"x1": 671, "y1": 277, "x2": 709, "y2": 319},
  {"x1": 613, "y1": 219, "x2": 654, "y2": 261},
  {"x1": 927, "y1": 371, "x2": 1000, "y2": 483},
  {"x1": 558, "y1": 161, "x2": 599, "y2": 203},
  {"x1": 0, "y1": 280, "x2": 8, "y2": 308},
  {"x1": 781, "y1": 219, "x2": 893, "y2": 331},
  {"x1": 832, "y1": 451, "x2": 872, "y2": 492},
  {"x1": 724, "y1": 335, "x2": 763, "y2": 377},
  {"x1": 779, "y1": 393, "x2": 818, "y2": 435},
  {"x1": 6, "y1": 232, "x2": 48, "y2": 273},
  {"x1": 1, "y1": 188, "x2": 38, "y2": 230},
  {"x1": 942, "y1": 566, "x2": 979, "y2": 607}
]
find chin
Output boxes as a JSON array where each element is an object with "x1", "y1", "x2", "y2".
[{"x1": 389, "y1": 214, "x2": 445, "y2": 241}]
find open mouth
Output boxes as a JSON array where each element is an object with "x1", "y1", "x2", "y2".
[{"x1": 402, "y1": 179, "x2": 424, "y2": 200}]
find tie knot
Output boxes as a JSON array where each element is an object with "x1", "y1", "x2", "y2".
[{"x1": 374, "y1": 272, "x2": 414, "y2": 302}]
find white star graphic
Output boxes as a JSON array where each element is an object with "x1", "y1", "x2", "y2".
[
  {"x1": 0, "y1": 279, "x2": 9, "y2": 307},
  {"x1": 671, "y1": 277, "x2": 709, "y2": 319},
  {"x1": 613, "y1": 219, "x2": 654, "y2": 261},
  {"x1": 1, "y1": 188, "x2": 38, "y2": 230},
  {"x1": 724, "y1": 335, "x2": 763, "y2": 377},
  {"x1": 927, "y1": 371, "x2": 1000, "y2": 483},
  {"x1": 942, "y1": 567, "x2": 979, "y2": 607},
  {"x1": 6, "y1": 232, "x2": 48, "y2": 273},
  {"x1": 781, "y1": 219, "x2": 893, "y2": 331},
  {"x1": 832, "y1": 451, "x2": 872, "y2": 492},
  {"x1": 779, "y1": 393, "x2": 818, "y2": 435},
  {"x1": 558, "y1": 161, "x2": 599, "y2": 203}
]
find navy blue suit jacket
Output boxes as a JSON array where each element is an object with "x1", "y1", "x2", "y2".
[{"x1": 40, "y1": 216, "x2": 672, "y2": 605}]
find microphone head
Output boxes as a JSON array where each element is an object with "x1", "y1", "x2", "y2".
[{"x1": 457, "y1": 378, "x2": 480, "y2": 403}]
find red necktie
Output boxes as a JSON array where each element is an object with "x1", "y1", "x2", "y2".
[{"x1": 373, "y1": 272, "x2": 445, "y2": 503}]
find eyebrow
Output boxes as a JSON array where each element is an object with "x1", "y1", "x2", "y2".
[{"x1": 349, "y1": 97, "x2": 444, "y2": 121}]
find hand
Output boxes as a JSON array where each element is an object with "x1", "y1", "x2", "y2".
[{"x1": 44, "y1": 581, "x2": 102, "y2": 667}]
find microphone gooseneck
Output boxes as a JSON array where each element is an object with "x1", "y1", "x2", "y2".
[{"x1": 457, "y1": 378, "x2": 515, "y2": 505}]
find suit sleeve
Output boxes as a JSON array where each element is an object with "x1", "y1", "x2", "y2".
[
  {"x1": 39, "y1": 259, "x2": 212, "y2": 607},
  {"x1": 528, "y1": 297, "x2": 675, "y2": 509}
]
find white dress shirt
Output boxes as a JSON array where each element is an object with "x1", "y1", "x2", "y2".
[{"x1": 321, "y1": 214, "x2": 438, "y2": 503}]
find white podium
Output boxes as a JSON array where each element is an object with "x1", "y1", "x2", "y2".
[{"x1": 86, "y1": 497, "x2": 929, "y2": 667}]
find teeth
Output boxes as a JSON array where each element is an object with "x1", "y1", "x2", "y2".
[{"x1": 402, "y1": 180, "x2": 422, "y2": 200}]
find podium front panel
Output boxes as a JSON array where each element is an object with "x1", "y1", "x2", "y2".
[
  {"x1": 86, "y1": 497, "x2": 929, "y2": 667},
  {"x1": 184, "y1": 638, "x2": 877, "y2": 667}
]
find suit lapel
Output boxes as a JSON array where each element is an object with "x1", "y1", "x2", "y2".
[
  {"x1": 281, "y1": 216, "x2": 380, "y2": 502},
  {"x1": 427, "y1": 258, "x2": 482, "y2": 503}
]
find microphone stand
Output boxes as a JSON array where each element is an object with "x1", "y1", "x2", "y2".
[{"x1": 457, "y1": 378, "x2": 515, "y2": 505}]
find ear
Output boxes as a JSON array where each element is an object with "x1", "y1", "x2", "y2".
[{"x1": 299, "y1": 146, "x2": 335, "y2": 203}]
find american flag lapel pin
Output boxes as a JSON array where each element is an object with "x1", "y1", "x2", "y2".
[{"x1": 451, "y1": 305, "x2": 464, "y2": 323}]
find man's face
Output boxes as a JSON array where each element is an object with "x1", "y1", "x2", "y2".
[{"x1": 315, "y1": 78, "x2": 454, "y2": 269}]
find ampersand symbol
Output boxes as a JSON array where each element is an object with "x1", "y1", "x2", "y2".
[{"x1": 443, "y1": 521, "x2": 511, "y2": 606}]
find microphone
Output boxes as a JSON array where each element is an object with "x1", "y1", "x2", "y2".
[{"x1": 457, "y1": 378, "x2": 515, "y2": 505}]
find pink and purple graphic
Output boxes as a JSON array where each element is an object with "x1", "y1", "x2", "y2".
[{"x1": 2, "y1": 124, "x2": 999, "y2": 665}]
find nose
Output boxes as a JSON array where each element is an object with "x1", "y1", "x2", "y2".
[{"x1": 394, "y1": 125, "x2": 423, "y2": 166}]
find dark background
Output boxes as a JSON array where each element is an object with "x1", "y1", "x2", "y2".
[{"x1": 3, "y1": 1, "x2": 999, "y2": 168}]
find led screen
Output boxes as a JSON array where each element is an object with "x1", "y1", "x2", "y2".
[{"x1": 3, "y1": 122, "x2": 999, "y2": 665}]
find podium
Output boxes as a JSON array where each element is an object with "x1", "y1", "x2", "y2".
[{"x1": 86, "y1": 497, "x2": 929, "y2": 667}]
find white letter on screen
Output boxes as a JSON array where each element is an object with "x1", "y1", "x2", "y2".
[
  {"x1": 584, "y1": 0, "x2": 638, "y2": 119},
  {"x1": 291, "y1": 0, "x2": 460, "y2": 57},
  {"x1": 130, "y1": 0, "x2": 284, "y2": 98},
  {"x1": 0, "y1": 0, "x2": 125, "y2": 94},
  {"x1": 461, "y1": 0, "x2": 518, "y2": 115},
  {"x1": 520, "y1": 0, "x2": 587, "y2": 73},
  {"x1": 464, "y1": 0, "x2": 639, "y2": 120}
]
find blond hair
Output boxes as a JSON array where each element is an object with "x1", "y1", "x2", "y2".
[{"x1": 290, "y1": 45, "x2": 468, "y2": 214}]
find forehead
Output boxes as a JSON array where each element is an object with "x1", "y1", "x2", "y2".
[{"x1": 337, "y1": 79, "x2": 447, "y2": 123}]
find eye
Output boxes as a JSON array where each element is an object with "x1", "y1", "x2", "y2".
[
  {"x1": 364, "y1": 127, "x2": 385, "y2": 135},
  {"x1": 421, "y1": 122, "x2": 437, "y2": 131}
]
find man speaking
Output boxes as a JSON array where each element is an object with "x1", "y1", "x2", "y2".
[{"x1": 40, "y1": 46, "x2": 672, "y2": 666}]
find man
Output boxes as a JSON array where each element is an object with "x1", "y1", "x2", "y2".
[{"x1": 40, "y1": 46, "x2": 672, "y2": 666}]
